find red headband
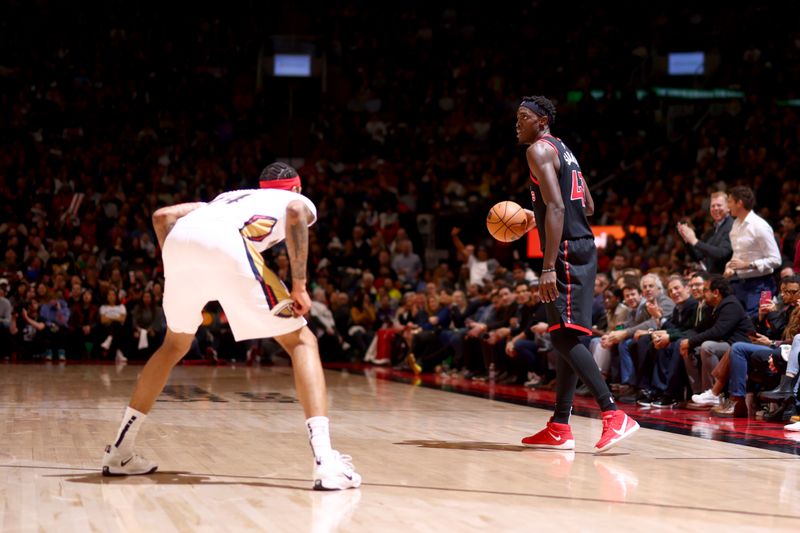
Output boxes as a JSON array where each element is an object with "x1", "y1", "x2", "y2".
[{"x1": 259, "y1": 176, "x2": 301, "y2": 190}]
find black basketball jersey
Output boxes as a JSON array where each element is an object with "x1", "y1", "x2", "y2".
[{"x1": 528, "y1": 134, "x2": 593, "y2": 251}]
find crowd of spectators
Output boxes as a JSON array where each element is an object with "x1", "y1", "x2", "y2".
[{"x1": 1, "y1": 3, "x2": 799, "y2": 421}]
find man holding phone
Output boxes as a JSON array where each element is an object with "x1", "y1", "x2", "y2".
[
  {"x1": 753, "y1": 276, "x2": 800, "y2": 342},
  {"x1": 716, "y1": 275, "x2": 800, "y2": 417}
]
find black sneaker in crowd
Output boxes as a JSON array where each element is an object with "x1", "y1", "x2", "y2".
[
  {"x1": 635, "y1": 389, "x2": 657, "y2": 407},
  {"x1": 651, "y1": 395, "x2": 678, "y2": 408}
]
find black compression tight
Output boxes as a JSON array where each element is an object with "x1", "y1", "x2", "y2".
[{"x1": 550, "y1": 329, "x2": 617, "y2": 424}]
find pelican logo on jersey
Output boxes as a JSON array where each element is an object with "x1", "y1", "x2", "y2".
[
  {"x1": 563, "y1": 150, "x2": 578, "y2": 167},
  {"x1": 240, "y1": 215, "x2": 277, "y2": 242},
  {"x1": 238, "y1": 215, "x2": 291, "y2": 312}
]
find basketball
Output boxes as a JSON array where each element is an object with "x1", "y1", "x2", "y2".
[{"x1": 486, "y1": 200, "x2": 528, "y2": 242}]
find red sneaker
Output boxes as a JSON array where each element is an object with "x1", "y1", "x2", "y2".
[
  {"x1": 595, "y1": 410, "x2": 639, "y2": 453},
  {"x1": 521, "y1": 418, "x2": 575, "y2": 450}
]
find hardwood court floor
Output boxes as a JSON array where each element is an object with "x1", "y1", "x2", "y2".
[
  {"x1": 0, "y1": 363, "x2": 798, "y2": 532},
  {"x1": 347, "y1": 364, "x2": 800, "y2": 455}
]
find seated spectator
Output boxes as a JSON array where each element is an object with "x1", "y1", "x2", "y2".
[
  {"x1": 331, "y1": 291, "x2": 355, "y2": 357},
  {"x1": 680, "y1": 275, "x2": 754, "y2": 408},
  {"x1": 19, "y1": 300, "x2": 46, "y2": 360},
  {"x1": 0, "y1": 280, "x2": 13, "y2": 359},
  {"x1": 374, "y1": 291, "x2": 395, "y2": 329},
  {"x1": 764, "y1": 331, "x2": 800, "y2": 424},
  {"x1": 603, "y1": 274, "x2": 675, "y2": 400},
  {"x1": 69, "y1": 288, "x2": 99, "y2": 360},
  {"x1": 390, "y1": 238, "x2": 423, "y2": 290},
  {"x1": 409, "y1": 293, "x2": 453, "y2": 373},
  {"x1": 349, "y1": 289, "x2": 377, "y2": 358},
  {"x1": 196, "y1": 302, "x2": 244, "y2": 363},
  {"x1": 465, "y1": 286, "x2": 517, "y2": 381},
  {"x1": 756, "y1": 274, "x2": 799, "y2": 331},
  {"x1": 505, "y1": 282, "x2": 550, "y2": 385},
  {"x1": 592, "y1": 274, "x2": 611, "y2": 328},
  {"x1": 587, "y1": 286, "x2": 633, "y2": 386},
  {"x1": 636, "y1": 275, "x2": 699, "y2": 407},
  {"x1": 97, "y1": 289, "x2": 128, "y2": 363},
  {"x1": 379, "y1": 277, "x2": 402, "y2": 308},
  {"x1": 130, "y1": 290, "x2": 164, "y2": 359},
  {"x1": 716, "y1": 275, "x2": 800, "y2": 418},
  {"x1": 39, "y1": 289, "x2": 71, "y2": 362},
  {"x1": 308, "y1": 288, "x2": 346, "y2": 362}
]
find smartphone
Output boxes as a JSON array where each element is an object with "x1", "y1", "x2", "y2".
[{"x1": 759, "y1": 290, "x2": 772, "y2": 306}]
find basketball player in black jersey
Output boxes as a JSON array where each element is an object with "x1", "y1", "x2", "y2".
[{"x1": 515, "y1": 96, "x2": 638, "y2": 452}]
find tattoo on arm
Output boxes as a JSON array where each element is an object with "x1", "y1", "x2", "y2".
[{"x1": 286, "y1": 206, "x2": 309, "y2": 282}]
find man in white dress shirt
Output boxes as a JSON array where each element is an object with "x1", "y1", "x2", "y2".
[{"x1": 723, "y1": 186, "x2": 781, "y2": 317}]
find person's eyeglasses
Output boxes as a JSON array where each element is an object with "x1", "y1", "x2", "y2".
[{"x1": 782, "y1": 288, "x2": 800, "y2": 296}]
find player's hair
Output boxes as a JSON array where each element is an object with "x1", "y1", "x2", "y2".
[
  {"x1": 259, "y1": 162, "x2": 299, "y2": 182},
  {"x1": 728, "y1": 186, "x2": 755, "y2": 210},
  {"x1": 521, "y1": 95, "x2": 557, "y2": 125}
]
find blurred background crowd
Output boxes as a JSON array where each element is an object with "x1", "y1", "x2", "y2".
[{"x1": 0, "y1": 1, "x2": 799, "y2": 419}]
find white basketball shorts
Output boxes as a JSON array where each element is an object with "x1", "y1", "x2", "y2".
[{"x1": 161, "y1": 220, "x2": 306, "y2": 341}]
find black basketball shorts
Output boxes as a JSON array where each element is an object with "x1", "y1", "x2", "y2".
[{"x1": 545, "y1": 237, "x2": 596, "y2": 335}]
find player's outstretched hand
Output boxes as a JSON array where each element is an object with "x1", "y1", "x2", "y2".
[{"x1": 291, "y1": 286, "x2": 312, "y2": 317}]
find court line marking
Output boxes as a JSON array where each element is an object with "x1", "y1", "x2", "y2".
[
  {"x1": 654, "y1": 456, "x2": 800, "y2": 461},
  {"x1": 2, "y1": 463, "x2": 798, "y2": 521}
]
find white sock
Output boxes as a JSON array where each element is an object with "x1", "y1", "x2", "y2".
[
  {"x1": 306, "y1": 416, "x2": 332, "y2": 461},
  {"x1": 113, "y1": 406, "x2": 147, "y2": 455}
]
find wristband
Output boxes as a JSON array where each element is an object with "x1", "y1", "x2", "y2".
[{"x1": 542, "y1": 268, "x2": 556, "y2": 274}]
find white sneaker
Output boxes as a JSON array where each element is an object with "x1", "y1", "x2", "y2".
[
  {"x1": 115, "y1": 350, "x2": 128, "y2": 363},
  {"x1": 524, "y1": 373, "x2": 543, "y2": 388},
  {"x1": 313, "y1": 451, "x2": 361, "y2": 490},
  {"x1": 784, "y1": 421, "x2": 800, "y2": 432},
  {"x1": 691, "y1": 389, "x2": 719, "y2": 406},
  {"x1": 102, "y1": 445, "x2": 158, "y2": 476},
  {"x1": 101, "y1": 336, "x2": 113, "y2": 351}
]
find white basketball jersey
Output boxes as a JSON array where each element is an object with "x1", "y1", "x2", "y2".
[{"x1": 178, "y1": 189, "x2": 317, "y2": 253}]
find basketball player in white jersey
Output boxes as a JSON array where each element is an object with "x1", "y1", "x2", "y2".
[{"x1": 102, "y1": 163, "x2": 361, "y2": 490}]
